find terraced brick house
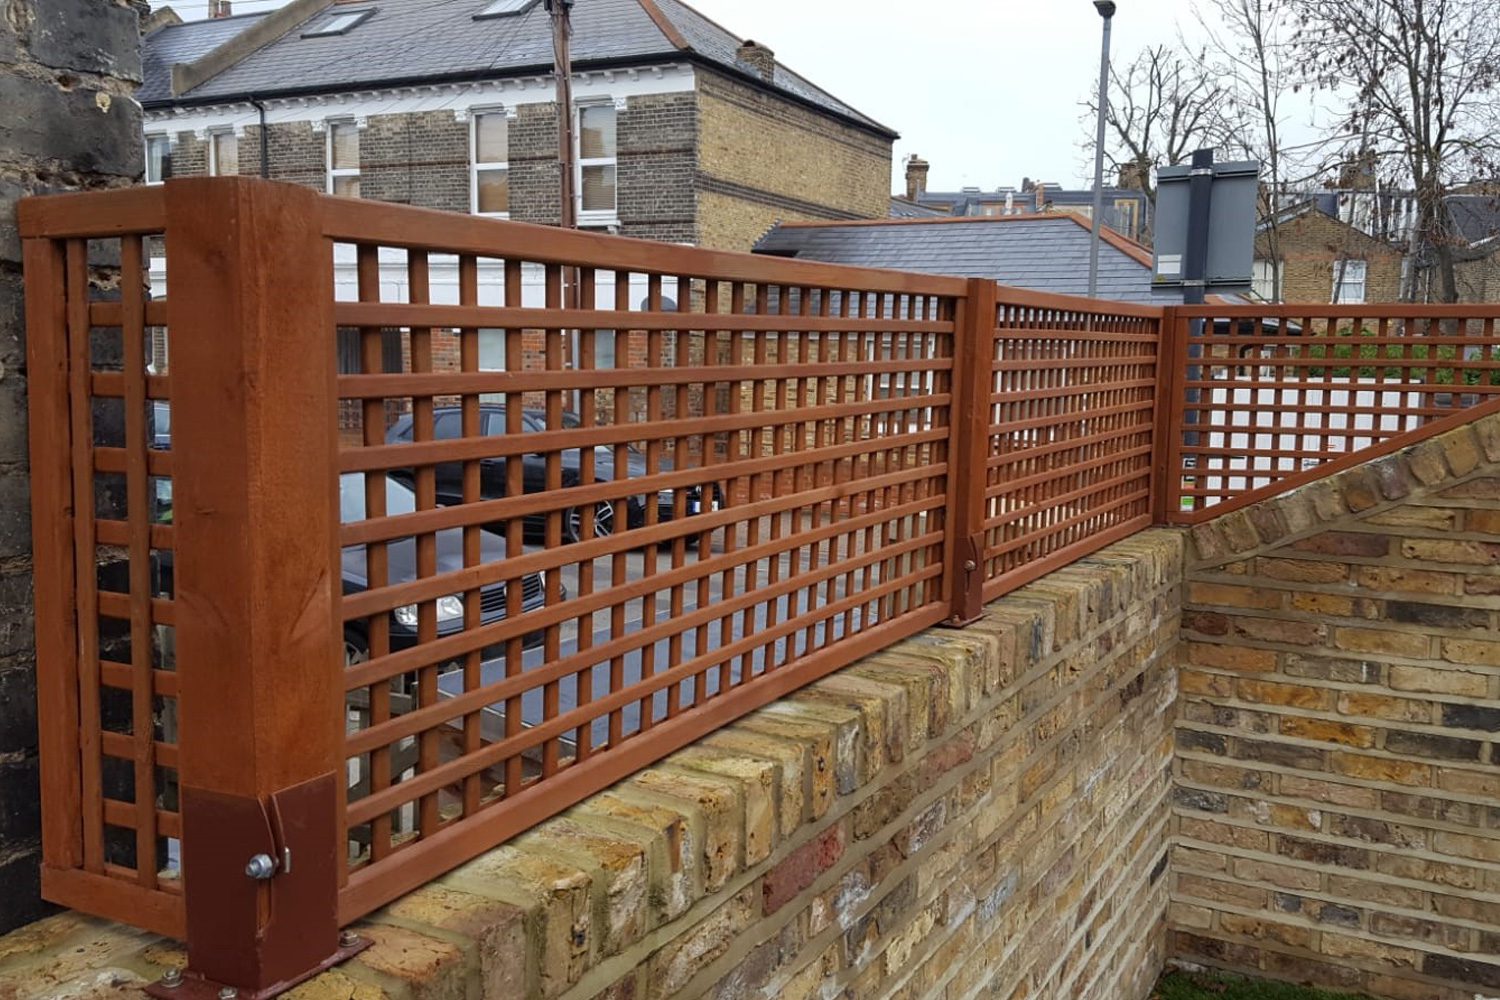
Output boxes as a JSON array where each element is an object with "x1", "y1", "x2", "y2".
[
  {"x1": 140, "y1": 0, "x2": 897, "y2": 430},
  {"x1": 141, "y1": 0, "x2": 896, "y2": 252}
]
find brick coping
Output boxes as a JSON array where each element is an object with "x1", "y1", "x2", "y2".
[{"x1": 1187, "y1": 412, "x2": 1500, "y2": 569}]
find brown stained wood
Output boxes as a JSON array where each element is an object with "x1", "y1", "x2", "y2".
[
  {"x1": 944, "y1": 279, "x2": 996, "y2": 624},
  {"x1": 42, "y1": 866, "x2": 186, "y2": 940},
  {"x1": 18, "y1": 185, "x2": 166, "y2": 238},
  {"x1": 333, "y1": 302, "x2": 953, "y2": 336},
  {"x1": 354, "y1": 242, "x2": 395, "y2": 862},
  {"x1": 341, "y1": 501, "x2": 944, "y2": 759},
  {"x1": 23, "y1": 237, "x2": 85, "y2": 872},
  {"x1": 63, "y1": 239, "x2": 104, "y2": 876},
  {"x1": 408, "y1": 250, "x2": 442, "y2": 841},
  {"x1": 120, "y1": 235, "x2": 159, "y2": 889},
  {"x1": 164, "y1": 178, "x2": 342, "y2": 987}
]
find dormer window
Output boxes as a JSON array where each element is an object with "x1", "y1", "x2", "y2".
[
  {"x1": 302, "y1": 8, "x2": 374, "y2": 37},
  {"x1": 475, "y1": 0, "x2": 538, "y2": 18}
]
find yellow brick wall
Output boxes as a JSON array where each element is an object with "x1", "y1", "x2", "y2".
[
  {"x1": 1174, "y1": 413, "x2": 1500, "y2": 999},
  {"x1": 0, "y1": 533, "x2": 1183, "y2": 999},
  {"x1": 695, "y1": 70, "x2": 892, "y2": 251},
  {"x1": 1256, "y1": 210, "x2": 1404, "y2": 305}
]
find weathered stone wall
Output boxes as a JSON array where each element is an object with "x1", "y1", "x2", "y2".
[
  {"x1": 1172, "y1": 413, "x2": 1500, "y2": 999},
  {"x1": 0, "y1": 532, "x2": 1182, "y2": 999},
  {"x1": 0, "y1": 0, "x2": 144, "y2": 936}
]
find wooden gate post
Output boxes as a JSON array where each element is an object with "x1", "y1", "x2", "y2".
[
  {"x1": 943, "y1": 278, "x2": 997, "y2": 626},
  {"x1": 154, "y1": 178, "x2": 360, "y2": 998}
]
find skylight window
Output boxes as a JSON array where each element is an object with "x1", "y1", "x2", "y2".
[
  {"x1": 475, "y1": 0, "x2": 539, "y2": 19},
  {"x1": 302, "y1": 8, "x2": 374, "y2": 37}
]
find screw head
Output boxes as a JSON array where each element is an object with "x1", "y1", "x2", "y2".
[
  {"x1": 339, "y1": 929, "x2": 361, "y2": 949},
  {"x1": 159, "y1": 968, "x2": 183, "y2": 988},
  {"x1": 217, "y1": 989, "x2": 238, "y2": 1000}
]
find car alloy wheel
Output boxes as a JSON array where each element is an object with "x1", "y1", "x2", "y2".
[
  {"x1": 566, "y1": 502, "x2": 615, "y2": 543},
  {"x1": 344, "y1": 633, "x2": 370, "y2": 667}
]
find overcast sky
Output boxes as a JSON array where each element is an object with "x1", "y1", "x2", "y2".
[{"x1": 158, "y1": 0, "x2": 1226, "y2": 193}]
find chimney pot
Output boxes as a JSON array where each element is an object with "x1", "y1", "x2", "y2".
[
  {"x1": 209, "y1": 0, "x2": 232, "y2": 16},
  {"x1": 737, "y1": 40, "x2": 776, "y2": 83},
  {"x1": 905, "y1": 155, "x2": 930, "y2": 201}
]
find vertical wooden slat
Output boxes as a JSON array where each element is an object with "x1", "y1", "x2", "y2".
[
  {"x1": 24, "y1": 235, "x2": 85, "y2": 871},
  {"x1": 409, "y1": 250, "x2": 440, "y2": 840},
  {"x1": 462, "y1": 254, "x2": 487, "y2": 813},
  {"x1": 64, "y1": 239, "x2": 104, "y2": 875},
  {"x1": 120, "y1": 235, "x2": 158, "y2": 888},
  {"x1": 356, "y1": 243, "x2": 393, "y2": 859}
]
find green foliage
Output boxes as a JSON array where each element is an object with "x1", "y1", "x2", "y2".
[
  {"x1": 1154, "y1": 970, "x2": 1374, "y2": 1000},
  {"x1": 1293, "y1": 325, "x2": 1500, "y2": 386}
]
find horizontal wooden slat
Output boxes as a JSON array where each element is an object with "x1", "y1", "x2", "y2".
[
  {"x1": 339, "y1": 392, "x2": 951, "y2": 473},
  {"x1": 41, "y1": 865, "x2": 184, "y2": 939},
  {"x1": 17, "y1": 186, "x2": 166, "y2": 238},
  {"x1": 334, "y1": 302, "x2": 955, "y2": 335},
  {"x1": 337, "y1": 357, "x2": 951, "y2": 399}
]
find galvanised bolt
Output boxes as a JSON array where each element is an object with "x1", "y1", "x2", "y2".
[
  {"x1": 244, "y1": 854, "x2": 277, "y2": 880},
  {"x1": 217, "y1": 989, "x2": 238, "y2": 1000},
  {"x1": 339, "y1": 930, "x2": 361, "y2": 949},
  {"x1": 159, "y1": 968, "x2": 183, "y2": 989}
]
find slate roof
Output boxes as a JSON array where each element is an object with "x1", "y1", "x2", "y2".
[
  {"x1": 140, "y1": 11, "x2": 269, "y2": 104},
  {"x1": 1446, "y1": 194, "x2": 1500, "y2": 247},
  {"x1": 754, "y1": 215, "x2": 1178, "y2": 305},
  {"x1": 142, "y1": 0, "x2": 894, "y2": 137},
  {"x1": 889, "y1": 197, "x2": 945, "y2": 218}
]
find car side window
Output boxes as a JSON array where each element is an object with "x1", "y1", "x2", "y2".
[
  {"x1": 483, "y1": 411, "x2": 509, "y2": 436},
  {"x1": 433, "y1": 412, "x2": 462, "y2": 439}
]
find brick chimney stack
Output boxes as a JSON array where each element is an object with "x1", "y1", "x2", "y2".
[
  {"x1": 737, "y1": 40, "x2": 776, "y2": 83},
  {"x1": 209, "y1": 0, "x2": 232, "y2": 17},
  {"x1": 905, "y1": 155, "x2": 930, "y2": 201}
]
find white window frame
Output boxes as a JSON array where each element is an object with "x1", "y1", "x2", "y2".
[
  {"x1": 470, "y1": 110, "x2": 511, "y2": 218},
  {"x1": 1332, "y1": 258, "x2": 1367, "y2": 304},
  {"x1": 575, "y1": 101, "x2": 619, "y2": 225},
  {"x1": 145, "y1": 133, "x2": 172, "y2": 185},
  {"x1": 326, "y1": 120, "x2": 361, "y2": 197},
  {"x1": 208, "y1": 129, "x2": 238, "y2": 177},
  {"x1": 475, "y1": 0, "x2": 538, "y2": 17},
  {"x1": 1252, "y1": 259, "x2": 1278, "y2": 301},
  {"x1": 302, "y1": 8, "x2": 373, "y2": 37}
]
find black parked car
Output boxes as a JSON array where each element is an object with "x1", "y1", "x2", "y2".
[
  {"x1": 149, "y1": 410, "x2": 552, "y2": 667},
  {"x1": 385, "y1": 405, "x2": 722, "y2": 543}
]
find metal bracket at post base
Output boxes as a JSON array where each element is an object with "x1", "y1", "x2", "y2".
[
  {"x1": 146, "y1": 773, "x2": 364, "y2": 1000},
  {"x1": 942, "y1": 534, "x2": 987, "y2": 628},
  {"x1": 145, "y1": 935, "x2": 371, "y2": 1000}
]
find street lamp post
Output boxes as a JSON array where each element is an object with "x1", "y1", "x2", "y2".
[{"x1": 1087, "y1": 0, "x2": 1115, "y2": 299}]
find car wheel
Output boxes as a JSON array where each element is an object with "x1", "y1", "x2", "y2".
[
  {"x1": 344, "y1": 631, "x2": 370, "y2": 667},
  {"x1": 565, "y1": 502, "x2": 614, "y2": 543}
]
